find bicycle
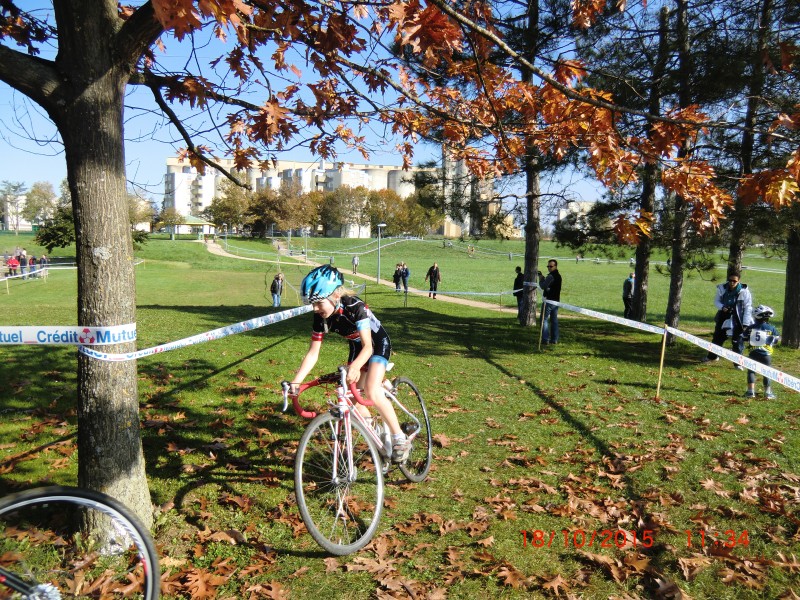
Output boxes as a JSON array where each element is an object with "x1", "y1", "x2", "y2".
[
  {"x1": 281, "y1": 366, "x2": 432, "y2": 555},
  {"x1": 0, "y1": 486, "x2": 160, "y2": 599}
]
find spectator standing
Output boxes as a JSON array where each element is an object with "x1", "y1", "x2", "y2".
[
  {"x1": 703, "y1": 272, "x2": 753, "y2": 367},
  {"x1": 401, "y1": 262, "x2": 410, "y2": 292},
  {"x1": 28, "y1": 255, "x2": 37, "y2": 279},
  {"x1": 392, "y1": 264, "x2": 402, "y2": 291},
  {"x1": 743, "y1": 305, "x2": 780, "y2": 399},
  {"x1": 270, "y1": 273, "x2": 284, "y2": 307},
  {"x1": 39, "y1": 254, "x2": 48, "y2": 278},
  {"x1": 537, "y1": 260, "x2": 562, "y2": 345},
  {"x1": 7, "y1": 255, "x2": 19, "y2": 276},
  {"x1": 513, "y1": 266, "x2": 524, "y2": 319},
  {"x1": 19, "y1": 248, "x2": 27, "y2": 279},
  {"x1": 622, "y1": 273, "x2": 635, "y2": 319},
  {"x1": 352, "y1": 255, "x2": 359, "y2": 274},
  {"x1": 424, "y1": 262, "x2": 441, "y2": 298}
]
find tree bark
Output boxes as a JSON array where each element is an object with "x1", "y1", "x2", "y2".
[
  {"x1": 0, "y1": 0, "x2": 163, "y2": 526},
  {"x1": 665, "y1": 0, "x2": 692, "y2": 340},
  {"x1": 632, "y1": 6, "x2": 670, "y2": 323},
  {"x1": 783, "y1": 225, "x2": 800, "y2": 348},
  {"x1": 727, "y1": 0, "x2": 772, "y2": 276},
  {"x1": 517, "y1": 0, "x2": 541, "y2": 327},
  {"x1": 520, "y1": 153, "x2": 541, "y2": 326}
]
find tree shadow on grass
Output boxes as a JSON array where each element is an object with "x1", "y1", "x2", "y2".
[{"x1": 461, "y1": 326, "x2": 679, "y2": 578}]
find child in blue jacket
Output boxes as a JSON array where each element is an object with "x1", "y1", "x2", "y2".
[{"x1": 744, "y1": 305, "x2": 780, "y2": 399}]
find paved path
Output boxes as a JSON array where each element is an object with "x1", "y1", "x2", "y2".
[{"x1": 202, "y1": 240, "x2": 518, "y2": 315}]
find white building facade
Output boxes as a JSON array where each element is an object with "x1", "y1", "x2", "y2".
[
  {"x1": 164, "y1": 158, "x2": 418, "y2": 214},
  {"x1": 1, "y1": 195, "x2": 35, "y2": 232}
]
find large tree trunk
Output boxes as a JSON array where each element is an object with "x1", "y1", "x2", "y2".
[
  {"x1": 520, "y1": 153, "x2": 541, "y2": 326},
  {"x1": 665, "y1": 0, "x2": 692, "y2": 340},
  {"x1": 784, "y1": 225, "x2": 800, "y2": 348},
  {"x1": 729, "y1": 30, "x2": 770, "y2": 274},
  {"x1": 517, "y1": 0, "x2": 541, "y2": 327},
  {"x1": 633, "y1": 6, "x2": 670, "y2": 323},
  {"x1": 50, "y1": 1, "x2": 152, "y2": 525},
  {"x1": 728, "y1": 0, "x2": 772, "y2": 275}
]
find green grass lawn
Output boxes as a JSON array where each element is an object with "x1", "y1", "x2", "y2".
[{"x1": 1, "y1": 235, "x2": 799, "y2": 599}]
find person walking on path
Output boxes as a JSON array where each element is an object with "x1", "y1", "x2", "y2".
[
  {"x1": 351, "y1": 255, "x2": 359, "y2": 274},
  {"x1": 401, "y1": 262, "x2": 410, "y2": 293},
  {"x1": 537, "y1": 259, "x2": 562, "y2": 344},
  {"x1": 270, "y1": 273, "x2": 284, "y2": 307},
  {"x1": 703, "y1": 272, "x2": 753, "y2": 368},
  {"x1": 513, "y1": 266, "x2": 524, "y2": 319},
  {"x1": 424, "y1": 262, "x2": 441, "y2": 298},
  {"x1": 743, "y1": 305, "x2": 780, "y2": 399},
  {"x1": 622, "y1": 273, "x2": 635, "y2": 319}
]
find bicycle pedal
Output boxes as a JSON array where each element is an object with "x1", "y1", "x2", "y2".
[{"x1": 400, "y1": 422, "x2": 418, "y2": 436}]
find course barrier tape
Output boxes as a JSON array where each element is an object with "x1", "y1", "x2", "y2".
[
  {"x1": 76, "y1": 305, "x2": 313, "y2": 362},
  {"x1": 545, "y1": 299, "x2": 799, "y2": 394},
  {"x1": 666, "y1": 326, "x2": 800, "y2": 393},
  {"x1": 547, "y1": 300, "x2": 665, "y2": 335},
  {"x1": 0, "y1": 323, "x2": 137, "y2": 345}
]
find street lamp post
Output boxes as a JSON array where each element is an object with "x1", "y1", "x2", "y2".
[
  {"x1": 222, "y1": 223, "x2": 228, "y2": 250},
  {"x1": 376, "y1": 223, "x2": 387, "y2": 284}
]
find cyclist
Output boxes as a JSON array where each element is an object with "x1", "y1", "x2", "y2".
[
  {"x1": 743, "y1": 304, "x2": 780, "y2": 399},
  {"x1": 289, "y1": 265, "x2": 410, "y2": 462}
]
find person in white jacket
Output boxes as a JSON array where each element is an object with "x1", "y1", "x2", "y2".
[{"x1": 703, "y1": 272, "x2": 754, "y2": 367}]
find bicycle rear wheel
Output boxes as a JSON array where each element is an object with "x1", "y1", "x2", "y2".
[
  {"x1": 0, "y1": 486, "x2": 159, "y2": 600},
  {"x1": 392, "y1": 377, "x2": 433, "y2": 483},
  {"x1": 294, "y1": 412, "x2": 384, "y2": 555}
]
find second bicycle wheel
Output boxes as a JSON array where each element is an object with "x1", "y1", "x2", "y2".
[
  {"x1": 0, "y1": 486, "x2": 159, "y2": 600},
  {"x1": 392, "y1": 377, "x2": 433, "y2": 483},
  {"x1": 294, "y1": 412, "x2": 384, "y2": 555}
]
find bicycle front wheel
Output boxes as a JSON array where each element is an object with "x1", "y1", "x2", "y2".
[
  {"x1": 0, "y1": 486, "x2": 160, "y2": 600},
  {"x1": 393, "y1": 377, "x2": 433, "y2": 483},
  {"x1": 294, "y1": 412, "x2": 384, "y2": 555}
]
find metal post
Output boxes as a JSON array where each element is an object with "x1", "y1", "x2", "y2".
[{"x1": 376, "y1": 223, "x2": 386, "y2": 284}]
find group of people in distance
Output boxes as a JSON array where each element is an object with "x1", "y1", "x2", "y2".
[
  {"x1": 514, "y1": 260, "x2": 780, "y2": 399},
  {"x1": 3, "y1": 247, "x2": 48, "y2": 280}
]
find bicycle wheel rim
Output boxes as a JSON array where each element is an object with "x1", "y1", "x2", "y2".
[
  {"x1": 393, "y1": 377, "x2": 433, "y2": 483},
  {"x1": 0, "y1": 486, "x2": 159, "y2": 600},
  {"x1": 294, "y1": 413, "x2": 384, "y2": 555}
]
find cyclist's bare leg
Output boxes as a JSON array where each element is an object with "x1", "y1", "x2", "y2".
[{"x1": 359, "y1": 363, "x2": 402, "y2": 435}]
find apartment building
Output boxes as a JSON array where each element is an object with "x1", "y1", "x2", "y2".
[
  {"x1": 162, "y1": 155, "x2": 507, "y2": 238},
  {"x1": 163, "y1": 157, "x2": 418, "y2": 216}
]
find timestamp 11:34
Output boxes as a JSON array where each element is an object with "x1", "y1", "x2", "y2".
[{"x1": 685, "y1": 530, "x2": 749, "y2": 548}]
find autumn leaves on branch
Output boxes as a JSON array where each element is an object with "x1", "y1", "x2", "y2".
[{"x1": 141, "y1": 0, "x2": 798, "y2": 241}]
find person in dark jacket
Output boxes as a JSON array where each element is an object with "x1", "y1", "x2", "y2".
[
  {"x1": 513, "y1": 266, "x2": 524, "y2": 319},
  {"x1": 622, "y1": 273, "x2": 634, "y2": 319},
  {"x1": 424, "y1": 262, "x2": 441, "y2": 298},
  {"x1": 270, "y1": 273, "x2": 284, "y2": 307},
  {"x1": 537, "y1": 260, "x2": 562, "y2": 344}
]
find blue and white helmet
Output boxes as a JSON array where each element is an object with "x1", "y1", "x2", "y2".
[
  {"x1": 301, "y1": 265, "x2": 343, "y2": 304},
  {"x1": 753, "y1": 305, "x2": 774, "y2": 320}
]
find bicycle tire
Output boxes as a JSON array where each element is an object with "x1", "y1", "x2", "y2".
[
  {"x1": 393, "y1": 377, "x2": 433, "y2": 483},
  {"x1": 0, "y1": 486, "x2": 159, "y2": 600},
  {"x1": 294, "y1": 412, "x2": 384, "y2": 555}
]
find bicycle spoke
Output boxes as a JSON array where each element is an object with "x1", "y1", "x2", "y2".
[
  {"x1": 295, "y1": 413, "x2": 384, "y2": 555},
  {"x1": 0, "y1": 487, "x2": 159, "y2": 600},
  {"x1": 392, "y1": 377, "x2": 433, "y2": 483}
]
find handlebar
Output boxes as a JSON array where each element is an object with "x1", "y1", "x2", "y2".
[{"x1": 281, "y1": 366, "x2": 374, "y2": 419}]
